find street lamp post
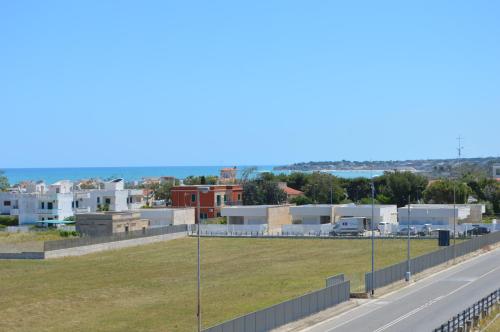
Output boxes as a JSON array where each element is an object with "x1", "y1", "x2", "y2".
[
  {"x1": 371, "y1": 179, "x2": 375, "y2": 296},
  {"x1": 197, "y1": 186, "x2": 210, "y2": 332},
  {"x1": 405, "y1": 194, "x2": 411, "y2": 282}
]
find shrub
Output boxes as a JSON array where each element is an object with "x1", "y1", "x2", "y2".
[
  {"x1": 58, "y1": 230, "x2": 78, "y2": 237},
  {"x1": 0, "y1": 215, "x2": 18, "y2": 226}
]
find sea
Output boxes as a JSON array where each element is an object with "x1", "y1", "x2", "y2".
[{"x1": 2, "y1": 166, "x2": 384, "y2": 185}]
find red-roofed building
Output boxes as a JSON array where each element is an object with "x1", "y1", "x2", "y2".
[
  {"x1": 170, "y1": 185, "x2": 243, "y2": 222},
  {"x1": 278, "y1": 182, "x2": 304, "y2": 202}
]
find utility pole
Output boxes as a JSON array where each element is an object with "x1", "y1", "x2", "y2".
[
  {"x1": 406, "y1": 194, "x2": 411, "y2": 282},
  {"x1": 196, "y1": 186, "x2": 210, "y2": 332},
  {"x1": 371, "y1": 177, "x2": 375, "y2": 295},
  {"x1": 453, "y1": 136, "x2": 463, "y2": 261}
]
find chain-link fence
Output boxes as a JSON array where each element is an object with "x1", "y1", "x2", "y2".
[{"x1": 43, "y1": 224, "x2": 187, "y2": 251}]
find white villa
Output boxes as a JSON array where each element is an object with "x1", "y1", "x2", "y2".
[{"x1": 0, "y1": 178, "x2": 145, "y2": 225}]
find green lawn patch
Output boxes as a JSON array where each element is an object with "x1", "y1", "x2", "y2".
[{"x1": 0, "y1": 237, "x2": 440, "y2": 331}]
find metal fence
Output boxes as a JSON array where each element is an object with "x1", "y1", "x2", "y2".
[
  {"x1": 326, "y1": 274, "x2": 345, "y2": 288},
  {"x1": 203, "y1": 280, "x2": 351, "y2": 332},
  {"x1": 366, "y1": 231, "x2": 500, "y2": 292},
  {"x1": 434, "y1": 288, "x2": 499, "y2": 332},
  {"x1": 43, "y1": 224, "x2": 188, "y2": 251}
]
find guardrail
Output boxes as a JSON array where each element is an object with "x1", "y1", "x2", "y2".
[
  {"x1": 365, "y1": 231, "x2": 500, "y2": 292},
  {"x1": 43, "y1": 224, "x2": 188, "y2": 251},
  {"x1": 434, "y1": 288, "x2": 499, "y2": 332},
  {"x1": 203, "y1": 279, "x2": 350, "y2": 332}
]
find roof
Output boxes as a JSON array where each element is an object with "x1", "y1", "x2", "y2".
[{"x1": 282, "y1": 186, "x2": 304, "y2": 196}]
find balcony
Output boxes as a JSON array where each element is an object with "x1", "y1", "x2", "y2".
[{"x1": 37, "y1": 209, "x2": 59, "y2": 215}]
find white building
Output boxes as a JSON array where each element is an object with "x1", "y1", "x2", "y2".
[
  {"x1": 398, "y1": 204, "x2": 472, "y2": 226},
  {"x1": 289, "y1": 204, "x2": 398, "y2": 228},
  {"x1": 74, "y1": 179, "x2": 144, "y2": 213},
  {"x1": 290, "y1": 205, "x2": 335, "y2": 224},
  {"x1": 135, "y1": 207, "x2": 195, "y2": 227},
  {"x1": 0, "y1": 180, "x2": 74, "y2": 225},
  {"x1": 221, "y1": 205, "x2": 292, "y2": 231},
  {"x1": 0, "y1": 178, "x2": 146, "y2": 225}
]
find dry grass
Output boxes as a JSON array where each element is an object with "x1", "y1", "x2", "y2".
[{"x1": 0, "y1": 237, "x2": 440, "y2": 331}]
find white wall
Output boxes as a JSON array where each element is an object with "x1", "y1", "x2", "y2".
[
  {"x1": 398, "y1": 205, "x2": 471, "y2": 226},
  {"x1": 136, "y1": 208, "x2": 195, "y2": 226},
  {"x1": 334, "y1": 205, "x2": 398, "y2": 225}
]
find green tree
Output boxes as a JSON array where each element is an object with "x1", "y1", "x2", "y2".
[
  {"x1": 376, "y1": 171, "x2": 428, "y2": 207},
  {"x1": 242, "y1": 180, "x2": 287, "y2": 205},
  {"x1": 0, "y1": 170, "x2": 10, "y2": 191},
  {"x1": 344, "y1": 177, "x2": 372, "y2": 202},
  {"x1": 289, "y1": 195, "x2": 314, "y2": 205},
  {"x1": 184, "y1": 175, "x2": 218, "y2": 185},
  {"x1": 153, "y1": 182, "x2": 174, "y2": 202},
  {"x1": 423, "y1": 179, "x2": 471, "y2": 204},
  {"x1": 303, "y1": 172, "x2": 345, "y2": 204},
  {"x1": 287, "y1": 172, "x2": 308, "y2": 191}
]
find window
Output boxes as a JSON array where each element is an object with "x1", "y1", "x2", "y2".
[
  {"x1": 97, "y1": 197, "x2": 100, "y2": 204},
  {"x1": 191, "y1": 194, "x2": 196, "y2": 203},
  {"x1": 47, "y1": 202, "x2": 53, "y2": 210},
  {"x1": 3, "y1": 201, "x2": 11, "y2": 206},
  {"x1": 105, "y1": 198, "x2": 111, "y2": 205},
  {"x1": 216, "y1": 195, "x2": 221, "y2": 206},
  {"x1": 41, "y1": 202, "x2": 45, "y2": 209},
  {"x1": 76, "y1": 201, "x2": 79, "y2": 208},
  {"x1": 237, "y1": 194, "x2": 241, "y2": 201},
  {"x1": 224, "y1": 195, "x2": 227, "y2": 202}
]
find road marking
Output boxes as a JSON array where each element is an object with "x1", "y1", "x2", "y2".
[
  {"x1": 299, "y1": 248, "x2": 499, "y2": 332},
  {"x1": 371, "y1": 265, "x2": 500, "y2": 332}
]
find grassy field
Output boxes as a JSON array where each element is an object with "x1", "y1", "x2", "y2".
[
  {"x1": 0, "y1": 229, "x2": 68, "y2": 244},
  {"x1": 0, "y1": 230, "x2": 74, "y2": 252},
  {"x1": 0, "y1": 237, "x2": 441, "y2": 331}
]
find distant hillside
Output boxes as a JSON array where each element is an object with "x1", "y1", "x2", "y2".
[{"x1": 274, "y1": 157, "x2": 500, "y2": 178}]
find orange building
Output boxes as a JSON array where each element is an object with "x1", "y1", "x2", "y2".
[{"x1": 170, "y1": 185, "x2": 243, "y2": 222}]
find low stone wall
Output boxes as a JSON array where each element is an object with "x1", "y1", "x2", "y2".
[{"x1": 44, "y1": 231, "x2": 187, "y2": 259}]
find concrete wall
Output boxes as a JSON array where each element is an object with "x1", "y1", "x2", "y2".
[
  {"x1": 334, "y1": 205, "x2": 398, "y2": 225},
  {"x1": 137, "y1": 208, "x2": 195, "y2": 226},
  {"x1": 267, "y1": 205, "x2": 292, "y2": 231},
  {"x1": 290, "y1": 205, "x2": 335, "y2": 224},
  {"x1": 398, "y1": 205, "x2": 471, "y2": 226},
  {"x1": 44, "y1": 232, "x2": 186, "y2": 258}
]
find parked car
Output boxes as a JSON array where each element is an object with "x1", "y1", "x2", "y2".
[
  {"x1": 466, "y1": 226, "x2": 490, "y2": 235},
  {"x1": 397, "y1": 226, "x2": 417, "y2": 236},
  {"x1": 418, "y1": 224, "x2": 432, "y2": 236}
]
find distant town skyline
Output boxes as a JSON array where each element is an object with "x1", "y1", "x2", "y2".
[{"x1": 1, "y1": 1, "x2": 499, "y2": 168}]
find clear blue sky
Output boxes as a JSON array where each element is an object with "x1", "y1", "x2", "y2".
[{"x1": 1, "y1": 1, "x2": 499, "y2": 168}]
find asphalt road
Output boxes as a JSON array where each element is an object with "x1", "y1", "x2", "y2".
[{"x1": 302, "y1": 248, "x2": 500, "y2": 332}]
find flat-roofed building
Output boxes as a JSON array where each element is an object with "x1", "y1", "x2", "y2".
[
  {"x1": 171, "y1": 185, "x2": 243, "y2": 222},
  {"x1": 333, "y1": 204, "x2": 398, "y2": 225},
  {"x1": 397, "y1": 204, "x2": 471, "y2": 226},
  {"x1": 76, "y1": 211, "x2": 150, "y2": 236},
  {"x1": 289, "y1": 204, "x2": 397, "y2": 228},
  {"x1": 290, "y1": 205, "x2": 335, "y2": 224},
  {"x1": 134, "y1": 207, "x2": 195, "y2": 227},
  {"x1": 221, "y1": 205, "x2": 292, "y2": 231}
]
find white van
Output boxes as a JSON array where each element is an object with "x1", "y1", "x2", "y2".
[{"x1": 331, "y1": 217, "x2": 365, "y2": 236}]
